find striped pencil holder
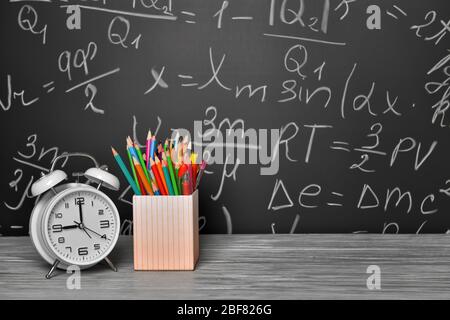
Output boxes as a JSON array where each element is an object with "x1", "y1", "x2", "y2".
[{"x1": 132, "y1": 190, "x2": 199, "y2": 271}]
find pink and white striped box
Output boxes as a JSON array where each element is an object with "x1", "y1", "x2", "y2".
[{"x1": 132, "y1": 190, "x2": 199, "y2": 271}]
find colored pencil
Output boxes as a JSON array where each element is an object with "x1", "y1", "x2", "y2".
[
  {"x1": 137, "y1": 176, "x2": 147, "y2": 195},
  {"x1": 150, "y1": 157, "x2": 167, "y2": 195},
  {"x1": 165, "y1": 151, "x2": 179, "y2": 195},
  {"x1": 154, "y1": 142, "x2": 160, "y2": 159},
  {"x1": 112, "y1": 131, "x2": 207, "y2": 196},
  {"x1": 132, "y1": 157, "x2": 153, "y2": 195},
  {"x1": 151, "y1": 181, "x2": 160, "y2": 196},
  {"x1": 150, "y1": 135, "x2": 156, "y2": 160},
  {"x1": 134, "y1": 141, "x2": 150, "y2": 183},
  {"x1": 174, "y1": 160, "x2": 181, "y2": 194},
  {"x1": 148, "y1": 169, "x2": 157, "y2": 186},
  {"x1": 111, "y1": 147, "x2": 141, "y2": 195},
  {"x1": 162, "y1": 160, "x2": 175, "y2": 195},
  {"x1": 154, "y1": 155, "x2": 168, "y2": 195},
  {"x1": 178, "y1": 163, "x2": 188, "y2": 179},
  {"x1": 185, "y1": 153, "x2": 194, "y2": 193},
  {"x1": 126, "y1": 136, "x2": 139, "y2": 159},
  {"x1": 195, "y1": 160, "x2": 207, "y2": 189},
  {"x1": 126, "y1": 146, "x2": 141, "y2": 194},
  {"x1": 146, "y1": 130, "x2": 152, "y2": 169},
  {"x1": 181, "y1": 172, "x2": 191, "y2": 195},
  {"x1": 127, "y1": 138, "x2": 145, "y2": 193},
  {"x1": 190, "y1": 152, "x2": 198, "y2": 189}
]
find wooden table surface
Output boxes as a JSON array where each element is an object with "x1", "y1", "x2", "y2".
[{"x1": 1, "y1": 235, "x2": 450, "y2": 299}]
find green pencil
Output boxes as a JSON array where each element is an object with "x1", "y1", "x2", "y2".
[
  {"x1": 162, "y1": 160, "x2": 175, "y2": 195},
  {"x1": 165, "y1": 152, "x2": 179, "y2": 195},
  {"x1": 126, "y1": 147, "x2": 141, "y2": 193},
  {"x1": 111, "y1": 147, "x2": 141, "y2": 195},
  {"x1": 174, "y1": 165, "x2": 181, "y2": 193},
  {"x1": 134, "y1": 142, "x2": 150, "y2": 183}
]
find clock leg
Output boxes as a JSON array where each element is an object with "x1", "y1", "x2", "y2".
[
  {"x1": 45, "y1": 259, "x2": 60, "y2": 279},
  {"x1": 104, "y1": 256, "x2": 117, "y2": 272}
]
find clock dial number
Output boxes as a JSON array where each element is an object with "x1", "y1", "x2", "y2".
[
  {"x1": 100, "y1": 220, "x2": 110, "y2": 229},
  {"x1": 78, "y1": 247, "x2": 88, "y2": 256},
  {"x1": 47, "y1": 189, "x2": 118, "y2": 265},
  {"x1": 52, "y1": 224, "x2": 63, "y2": 233},
  {"x1": 74, "y1": 197, "x2": 85, "y2": 205}
]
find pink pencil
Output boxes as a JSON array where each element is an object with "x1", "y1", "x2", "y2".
[{"x1": 146, "y1": 130, "x2": 151, "y2": 169}]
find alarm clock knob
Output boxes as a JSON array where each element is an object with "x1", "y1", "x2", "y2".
[
  {"x1": 84, "y1": 167, "x2": 120, "y2": 191},
  {"x1": 31, "y1": 170, "x2": 68, "y2": 197}
]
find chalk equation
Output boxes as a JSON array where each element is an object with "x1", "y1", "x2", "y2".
[{"x1": 1, "y1": 0, "x2": 449, "y2": 235}]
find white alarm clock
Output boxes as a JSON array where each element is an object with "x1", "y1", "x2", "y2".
[{"x1": 29, "y1": 153, "x2": 121, "y2": 279}]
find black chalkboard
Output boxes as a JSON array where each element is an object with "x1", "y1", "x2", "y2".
[{"x1": 1, "y1": 0, "x2": 449, "y2": 236}]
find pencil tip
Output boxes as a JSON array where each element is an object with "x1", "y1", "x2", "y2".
[{"x1": 126, "y1": 136, "x2": 134, "y2": 146}]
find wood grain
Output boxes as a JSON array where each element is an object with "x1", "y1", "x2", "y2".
[{"x1": 1, "y1": 235, "x2": 450, "y2": 299}]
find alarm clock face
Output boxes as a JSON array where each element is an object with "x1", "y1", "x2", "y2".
[{"x1": 42, "y1": 186, "x2": 120, "y2": 266}]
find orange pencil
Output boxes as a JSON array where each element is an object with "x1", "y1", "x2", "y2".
[
  {"x1": 132, "y1": 157, "x2": 153, "y2": 195},
  {"x1": 154, "y1": 155, "x2": 168, "y2": 195},
  {"x1": 137, "y1": 175, "x2": 147, "y2": 195},
  {"x1": 150, "y1": 157, "x2": 167, "y2": 195}
]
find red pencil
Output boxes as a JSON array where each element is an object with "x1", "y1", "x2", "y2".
[
  {"x1": 155, "y1": 155, "x2": 168, "y2": 195},
  {"x1": 150, "y1": 157, "x2": 167, "y2": 195},
  {"x1": 178, "y1": 163, "x2": 188, "y2": 179},
  {"x1": 137, "y1": 176, "x2": 146, "y2": 195}
]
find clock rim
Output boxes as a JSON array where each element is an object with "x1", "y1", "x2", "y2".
[
  {"x1": 29, "y1": 184, "x2": 69, "y2": 267},
  {"x1": 41, "y1": 185, "x2": 120, "y2": 267}
]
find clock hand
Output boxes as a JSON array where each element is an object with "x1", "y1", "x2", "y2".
[
  {"x1": 83, "y1": 225, "x2": 110, "y2": 241},
  {"x1": 73, "y1": 220, "x2": 92, "y2": 239},
  {"x1": 78, "y1": 202, "x2": 84, "y2": 224},
  {"x1": 62, "y1": 225, "x2": 78, "y2": 230},
  {"x1": 81, "y1": 227, "x2": 92, "y2": 239}
]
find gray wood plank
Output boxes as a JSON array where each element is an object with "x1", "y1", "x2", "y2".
[{"x1": 1, "y1": 235, "x2": 450, "y2": 299}]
